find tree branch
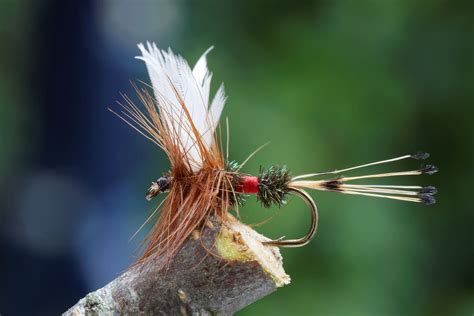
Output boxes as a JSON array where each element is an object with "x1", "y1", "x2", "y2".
[{"x1": 64, "y1": 215, "x2": 290, "y2": 315}]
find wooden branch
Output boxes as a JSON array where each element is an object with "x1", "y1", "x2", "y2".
[{"x1": 64, "y1": 215, "x2": 290, "y2": 315}]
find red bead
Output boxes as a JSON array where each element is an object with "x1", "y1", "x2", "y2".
[{"x1": 236, "y1": 176, "x2": 259, "y2": 194}]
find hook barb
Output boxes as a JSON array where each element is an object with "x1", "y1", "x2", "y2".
[{"x1": 262, "y1": 188, "x2": 318, "y2": 248}]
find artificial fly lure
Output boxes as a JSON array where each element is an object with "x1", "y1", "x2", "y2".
[{"x1": 110, "y1": 42, "x2": 438, "y2": 267}]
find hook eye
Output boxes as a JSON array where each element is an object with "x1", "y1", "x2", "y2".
[
  {"x1": 262, "y1": 187, "x2": 318, "y2": 248},
  {"x1": 146, "y1": 182, "x2": 161, "y2": 201},
  {"x1": 145, "y1": 176, "x2": 171, "y2": 201}
]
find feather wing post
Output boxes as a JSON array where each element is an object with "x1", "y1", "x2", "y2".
[{"x1": 111, "y1": 43, "x2": 233, "y2": 269}]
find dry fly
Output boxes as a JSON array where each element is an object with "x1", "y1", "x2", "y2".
[{"x1": 110, "y1": 42, "x2": 438, "y2": 268}]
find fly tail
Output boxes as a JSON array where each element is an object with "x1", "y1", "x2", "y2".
[{"x1": 289, "y1": 151, "x2": 438, "y2": 204}]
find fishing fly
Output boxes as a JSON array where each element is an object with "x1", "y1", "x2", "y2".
[{"x1": 110, "y1": 42, "x2": 438, "y2": 267}]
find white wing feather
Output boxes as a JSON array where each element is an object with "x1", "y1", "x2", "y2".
[{"x1": 136, "y1": 42, "x2": 226, "y2": 171}]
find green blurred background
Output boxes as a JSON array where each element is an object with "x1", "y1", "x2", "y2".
[{"x1": 1, "y1": 1, "x2": 472, "y2": 315}]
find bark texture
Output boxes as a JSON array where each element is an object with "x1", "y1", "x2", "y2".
[{"x1": 64, "y1": 215, "x2": 290, "y2": 315}]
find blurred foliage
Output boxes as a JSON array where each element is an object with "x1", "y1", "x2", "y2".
[{"x1": 0, "y1": 0, "x2": 472, "y2": 315}]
